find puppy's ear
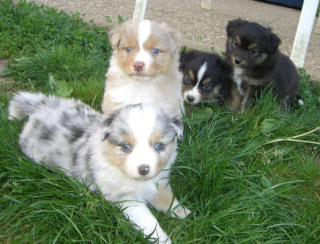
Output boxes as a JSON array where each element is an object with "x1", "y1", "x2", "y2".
[
  {"x1": 265, "y1": 28, "x2": 281, "y2": 54},
  {"x1": 108, "y1": 25, "x2": 123, "y2": 50},
  {"x1": 217, "y1": 58, "x2": 232, "y2": 81},
  {"x1": 172, "y1": 116, "x2": 184, "y2": 141},
  {"x1": 101, "y1": 115, "x2": 116, "y2": 140},
  {"x1": 179, "y1": 51, "x2": 190, "y2": 70},
  {"x1": 179, "y1": 50, "x2": 199, "y2": 70},
  {"x1": 226, "y1": 18, "x2": 247, "y2": 37},
  {"x1": 169, "y1": 30, "x2": 182, "y2": 52}
]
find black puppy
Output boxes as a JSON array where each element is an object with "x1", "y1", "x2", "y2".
[
  {"x1": 225, "y1": 18, "x2": 300, "y2": 113},
  {"x1": 179, "y1": 50, "x2": 232, "y2": 106}
]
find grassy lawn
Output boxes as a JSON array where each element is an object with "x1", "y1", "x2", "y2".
[{"x1": 1, "y1": 0, "x2": 320, "y2": 243}]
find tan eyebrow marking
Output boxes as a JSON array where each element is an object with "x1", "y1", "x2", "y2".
[
  {"x1": 249, "y1": 43, "x2": 258, "y2": 49},
  {"x1": 188, "y1": 70, "x2": 194, "y2": 81},
  {"x1": 202, "y1": 77, "x2": 211, "y2": 85},
  {"x1": 236, "y1": 36, "x2": 241, "y2": 45}
]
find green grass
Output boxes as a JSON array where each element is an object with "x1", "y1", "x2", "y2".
[
  {"x1": 0, "y1": 0, "x2": 111, "y2": 59},
  {"x1": 1, "y1": 0, "x2": 320, "y2": 243}
]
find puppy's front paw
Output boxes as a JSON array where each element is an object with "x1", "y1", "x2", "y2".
[
  {"x1": 159, "y1": 237, "x2": 172, "y2": 244},
  {"x1": 171, "y1": 206, "x2": 191, "y2": 218}
]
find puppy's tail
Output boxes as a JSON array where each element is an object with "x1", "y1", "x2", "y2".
[
  {"x1": 8, "y1": 92, "x2": 46, "y2": 120},
  {"x1": 296, "y1": 95, "x2": 304, "y2": 106}
]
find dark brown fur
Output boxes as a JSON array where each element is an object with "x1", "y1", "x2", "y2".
[{"x1": 225, "y1": 18, "x2": 300, "y2": 113}]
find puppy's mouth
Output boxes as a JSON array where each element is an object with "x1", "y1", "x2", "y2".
[
  {"x1": 130, "y1": 171, "x2": 158, "y2": 181},
  {"x1": 130, "y1": 70, "x2": 161, "y2": 81},
  {"x1": 184, "y1": 93, "x2": 200, "y2": 105},
  {"x1": 130, "y1": 73, "x2": 154, "y2": 81},
  {"x1": 133, "y1": 175, "x2": 154, "y2": 181},
  {"x1": 131, "y1": 72, "x2": 152, "y2": 77}
]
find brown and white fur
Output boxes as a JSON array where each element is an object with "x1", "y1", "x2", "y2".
[
  {"x1": 9, "y1": 92, "x2": 190, "y2": 244},
  {"x1": 101, "y1": 19, "x2": 184, "y2": 118}
]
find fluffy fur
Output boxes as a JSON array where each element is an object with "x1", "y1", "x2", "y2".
[
  {"x1": 179, "y1": 50, "x2": 232, "y2": 105},
  {"x1": 9, "y1": 92, "x2": 190, "y2": 244},
  {"x1": 101, "y1": 19, "x2": 184, "y2": 118},
  {"x1": 225, "y1": 18, "x2": 300, "y2": 113}
]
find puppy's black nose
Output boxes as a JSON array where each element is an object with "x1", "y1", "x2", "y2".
[
  {"x1": 139, "y1": 164, "x2": 150, "y2": 175},
  {"x1": 187, "y1": 95, "x2": 195, "y2": 102},
  {"x1": 234, "y1": 58, "x2": 242, "y2": 65}
]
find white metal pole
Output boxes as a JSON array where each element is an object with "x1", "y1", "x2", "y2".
[
  {"x1": 202, "y1": 0, "x2": 212, "y2": 9},
  {"x1": 290, "y1": 0, "x2": 320, "y2": 68},
  {"x1": 315, "y1": 15, "x2": 320, "y2": 33},
  {"x1": 133, "y1": 0, "x2": 148, "y2": 21}
]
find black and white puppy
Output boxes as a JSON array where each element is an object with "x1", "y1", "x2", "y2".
[
  {"x1": 9, "y1": 92, "x2": 190, "y2": 244},
  {"x1": 225, "y1": 18, "x2": 300, "y2": 113},
  {"x1": 179, "y1": 50, "x2": 232, "y2": 106}
]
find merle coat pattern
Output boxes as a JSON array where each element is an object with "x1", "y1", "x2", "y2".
[{"x1": 8, "y1": 92, "x2": 190, "y2": 244}]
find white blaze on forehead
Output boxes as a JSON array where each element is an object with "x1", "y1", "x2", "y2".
[
  {"x1": 138, "y1": 20, "x2": 151, "y2": 45},
  {"x1": 129, "y1": 106, "x2": 157, "y2": 143},
  {"x1": 134, "y1": 20, "x2": 153, "y2": 70},
  {"x1": 184, "y1": 62, "x2": 207, "y2": 104},
  {"x1": 197, "y1": 62, "x2": 207, "y2": 82},
  {"x1": 126, "y1": 106, "x2": 159, "y2": 177},
  {"x1": 134, "y1": 20, "x2": 153, "y2": 73}
]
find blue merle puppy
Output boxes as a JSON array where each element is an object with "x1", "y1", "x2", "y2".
[{"x1": 8, "y1": 92, "x2": 190, "y2": 244}]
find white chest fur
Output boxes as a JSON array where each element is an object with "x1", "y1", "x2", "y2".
[
  {"x1": 104, "y1": 62, "x2": 184, "y2": 116},
  {"x1": 233, "y1": 67, "x2": 245, "y2": 96}
]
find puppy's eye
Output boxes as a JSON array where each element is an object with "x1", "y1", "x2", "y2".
[
  {"x1": 250, "y1": 49, "x2": 258, "y2": 56},
  {"x1": 121, "y1": 143, "x2": 132, "y2": 152},
  {"x1": 152, "y1": 48, "x2": 160, "y2": 54},
  {"x1": 154, "y1": 142, "x2": 165, "y2": 151},
  {"x1": 184, "y1": 76, "x2": 191, "y2": 83},
  {"x1": 232, "y1": 41, "x2": 238, "y2": 47},
  {"x1": 203, "y1": 84, "x2": 211, "y2": 90},
  {"x1": 126, "y1": 47, "x2": 132, "y2": 53}
]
